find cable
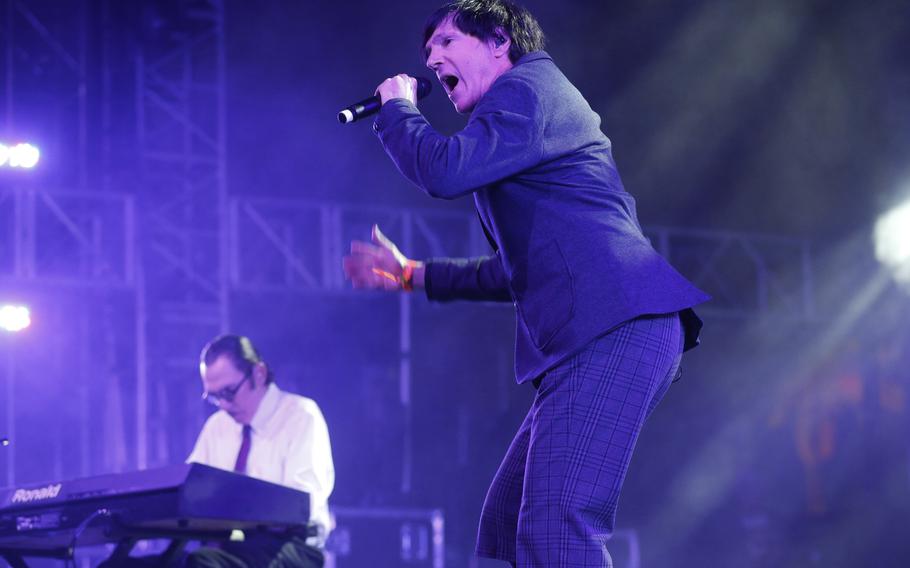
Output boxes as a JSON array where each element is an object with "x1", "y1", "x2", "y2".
[{"x1": 67, "y1": 508, "x2": 112, "y2": 568}]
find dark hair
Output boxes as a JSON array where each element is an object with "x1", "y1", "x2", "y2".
[
  {"x1": 201, "y1": 334, "x2": 274, "y2": 385},
  {"x1": 422, "y1": 0, "x2": 546, "y2": 63}
]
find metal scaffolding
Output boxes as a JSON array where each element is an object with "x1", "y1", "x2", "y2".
[
  {"x1": 228, "y1": 199, "x2": 816, "y2": 320},
  {"x1": 134, "y1": 0, "x2": 228, "y2": 468},
  {"x1": 0, "y1": 186, "x2": 134, "y2": 287},
  {"x1": 647, "y1": 226, "x2": 815, "y2": 321}
]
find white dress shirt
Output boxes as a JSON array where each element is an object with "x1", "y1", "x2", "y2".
[{"x1": 187, "y1": 383, "x2": 335, "y2": 546}]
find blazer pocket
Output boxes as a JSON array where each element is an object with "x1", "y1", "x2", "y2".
[{"x1": 514, "y1": 240, "x2": 575, "y2": 350}]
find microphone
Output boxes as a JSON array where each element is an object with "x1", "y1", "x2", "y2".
[{"x1": 338, "y1": 77, "x2": 433, "y2": 124}]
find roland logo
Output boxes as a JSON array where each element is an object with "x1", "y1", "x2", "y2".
[{"x1": 11, "y1": 484, "x2": 63, "y2": 504}]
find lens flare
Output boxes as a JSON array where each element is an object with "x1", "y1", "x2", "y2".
[
  {"x1": 874, "y1": 199, "x2": 910, "y2": 289},
  {"x1": 0, "y1": 143, "x2": 40, "y2": 169},
  {"x1": 0, "y1": 305, "x2": 31, "y2": 332}
]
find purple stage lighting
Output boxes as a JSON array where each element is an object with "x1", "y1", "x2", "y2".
[
  {"x1": 0, "y1": 305, "x2": 30, "y2": 332},
  {"x1": 874, "y1": 198, "x2": 910, "y2": 290},
  {"x1": 0, "y1": 143, "x2": 40, "y2": 169}
]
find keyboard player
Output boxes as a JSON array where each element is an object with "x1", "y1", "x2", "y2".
[{"x1": 183, "y1": 334, "x2": 334, "y2": 568}]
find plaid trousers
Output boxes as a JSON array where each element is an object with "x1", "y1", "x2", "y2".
[{"x1": 476, "y1": 313, "x2": 683, "y2": 567}]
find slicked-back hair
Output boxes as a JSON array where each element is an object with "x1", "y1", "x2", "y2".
[
  {"x1": 201, "y1": 334, "x2": 274, "y2": 385},
  {"x1": 422, "y1": 0, "x2": 546, "y2": 64}
]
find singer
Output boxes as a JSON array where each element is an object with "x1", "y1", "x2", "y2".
[{"x1": 343, "y1": 1, "x2": 710, "y2": 566}]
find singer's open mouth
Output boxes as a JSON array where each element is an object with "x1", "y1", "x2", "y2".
[{"x1": 441, "y1": 75, "x2": 459, "y2": 93}]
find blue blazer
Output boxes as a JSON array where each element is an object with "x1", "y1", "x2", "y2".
[{"x1": 374, "y1": 52, "x2": 710, "y2": 384}]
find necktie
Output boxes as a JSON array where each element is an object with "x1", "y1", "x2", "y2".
[{"x1": 234, "y1": 425, "x2": 252, "y2": 474}]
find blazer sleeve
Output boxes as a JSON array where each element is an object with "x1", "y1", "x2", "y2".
[
  {"x1": 424, "y1": 254, "x2": 512, "y2": 302},
  {"x1": 373, "y1": 76, "x2": 545, "y2": 200}
]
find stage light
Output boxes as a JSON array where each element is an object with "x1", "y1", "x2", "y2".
[
  {"x1": 0, "y1": 305, "x2": 30, "y2": 333},
  {"x1": 874, "y1": 198, "x2": 910, "y2": 288},
  {"x1": 0, "y1": 143, "x2": 40, "y2": 169}
]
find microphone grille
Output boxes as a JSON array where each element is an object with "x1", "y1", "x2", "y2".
[{"x1": 415, "y1": 77, "x2": 433, "y2": 99}]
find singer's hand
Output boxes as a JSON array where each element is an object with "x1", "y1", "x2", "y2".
[
  {"x1": 343, "y1": 225, "x2": 422, "y2": 291},
  {"x1": 375, "y1": 74, "x2": 418, "y2": 106}
]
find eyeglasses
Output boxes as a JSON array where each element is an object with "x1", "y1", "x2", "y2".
[{"x1": 202, "y1": 372, "x2": 252, "y2": 407}]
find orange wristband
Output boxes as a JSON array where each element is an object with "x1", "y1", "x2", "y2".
[{"x1": 401, "y1": 260, "x2": 417, "y2": 292}]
